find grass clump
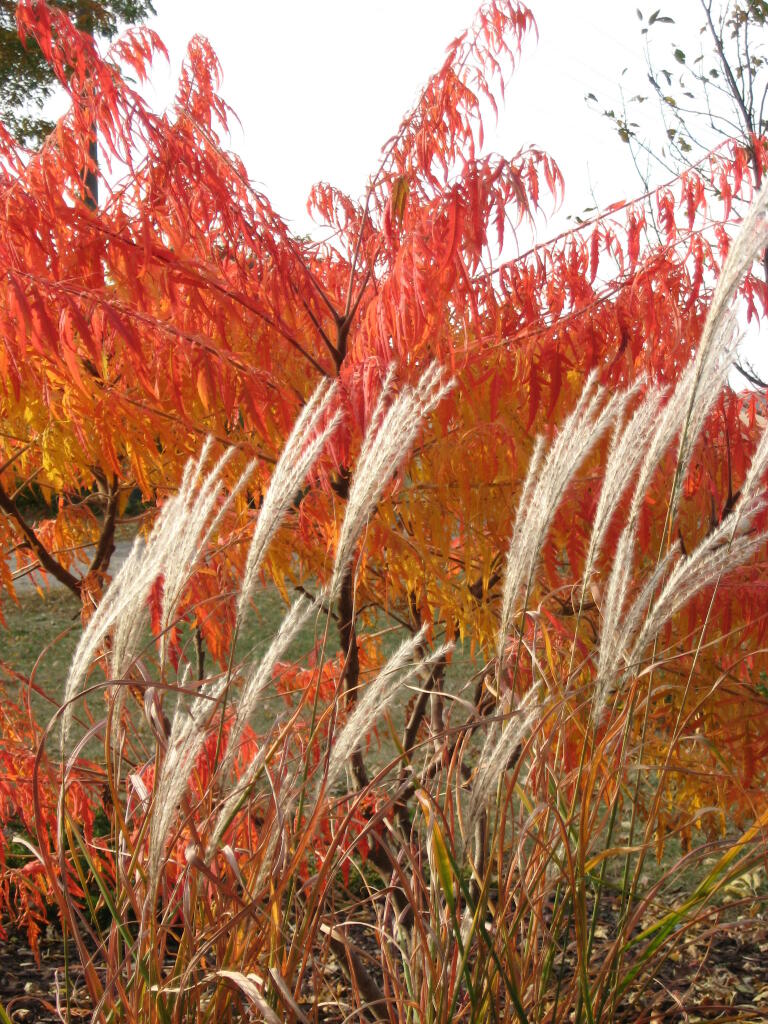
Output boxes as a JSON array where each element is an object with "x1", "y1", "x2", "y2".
[{"x1": 2, "y1": 178, "x2": 768, "y2": 1024}]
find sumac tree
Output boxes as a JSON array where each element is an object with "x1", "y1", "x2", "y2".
[{"x1": 1, "y1": 0, "x2": 767, "y2": 842}]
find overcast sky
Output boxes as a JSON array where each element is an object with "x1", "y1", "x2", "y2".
[{"x1": 138, "y1": 1, "x2": 763, "y2": 375}]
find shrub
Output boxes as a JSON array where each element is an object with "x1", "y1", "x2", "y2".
[{"x1": 23, "y1": 172, "x2": 768, "y2": 1024}]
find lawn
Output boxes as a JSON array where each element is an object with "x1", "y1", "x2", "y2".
[
  {"x1": 0, "y1": 579, "x2": 315, "y2": 745},
  {"x1": 0, "y1": 575, "x2": 480, "y2": 757}
]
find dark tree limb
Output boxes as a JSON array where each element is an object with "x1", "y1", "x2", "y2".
[
  {"x1": 88, "y1": 474, "x2": 119, "y2": 576},
  {"x1": 0, "y1": 480, "x2": 82, "y2": 596},
  {"x1": 338, "y1": 562, "x2": 368, "y2": 790},
  {"x1": 332, "y1": 465, "x2": 369, "y2": 790},
  {"x1": 194, "y1": 624, "x2": 206, "y2": 681}
]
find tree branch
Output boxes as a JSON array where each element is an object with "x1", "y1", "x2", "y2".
[
  {"x1": 88, "y1": 475, "x2": 119, "y2": 576},
  {"x1": 333, "y1": 466, "x2": 369, "y2": 790},
  {"x1": 0, "y1": 481, "x2": 82, "y2": 596}
]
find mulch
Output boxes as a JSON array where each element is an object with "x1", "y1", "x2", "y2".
[
  {"x1": 0, "y1": 927, "x2": 75, "y2": 1023},
  {"x1": 3, "y1": 911, "x2": 768, "y2": 1022}
]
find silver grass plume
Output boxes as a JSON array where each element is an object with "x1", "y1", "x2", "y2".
[
  {"x1": 113, "y1": 444, "x2": 254, "y2": 750},
  {"x1": 594, "y1": 174, "x2": 768, "y2": 717},
  {"x1": 157, "y1": 444, "x2": 251, "y2": 667},
  {"x1": 235, "y1": 379, "x2": 340, "y2": 633},
  {"x1": 673, "y1": 171, "x2": 768, "y2": 517},
  {"x1": 146, "y1": 671, "x2": 229, "y2": 898},
  {"x1": 467, "y1": 686, "x2": 540, "y2": 830},
  {"x1": 211, "y1": 379, "x2": 343, "y2": 785},
  {"x1": 62, "y1": 439, "x2": 250, "y2": 751},
  {"x1": 597, "y1": 319, "x2": 750, "y2": 701},
  {"x1": 628, "y1": 506, "x2": 765, "y2": 669},
  {"x1": 497, "y1": 372, "x2": 623, "y2": 672},
  {"x1": 328, "y1": 364, "x2": 453, "y2": 601},
  {"x1": 581, "y1": 381, "x2": 663, "y2": 597},
  {"x1": 325, "y1": 625, "x2": 453, "y2": 791},
  {"x1": 610, "y1": 427, "x2": 768, "y2": 706},
  {"x1": 594, "y1": 360, "x2": 738, "y2": 715},
  {"x1": 216, "y1": 593, "x2": 320, "y2": 786},
  {"x1": 594, "y1": 364, "x2": 706, "y2": 699}
]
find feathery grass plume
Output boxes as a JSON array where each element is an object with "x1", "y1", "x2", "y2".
[
  {"x1": 628, "y1": 503, "x2": 766, "y2": 665},
  {"x1": 329, "y1": 364, "x2": 453, "y2": 600},
  {"x1": 593, "y1": 361, "x2": 740, "y2": 717},
  {"x1": 467, "y1": 686, "x2": 540, "y2": 829},
  {"x1": 146, "y1": 672, "x2": 229, "y2": 899},
  {"x1": 608, "y1": 417, "x2": 768, "y2": 701},
  {"x1": 157, "y1": 443, "x2": 251, "y2": 667},
  {"x1": 497, "y1": 372, "x2": 623, "y2": 672},
  {"x1": 595, "y1": 343, "x2": 740, "y2": 701},
  {"x1": 325, "y1": 626, "x2": 453, "y2": 791},
  {"x1": 593, "y1": 544, "x2": 673, "y2": 720},
  {"x1": 500, "y1": 432, "x2": 545, "y2": 605},
  {"x1": 108, "y1": 536, "x2": 160, "y2": 687},
  {"x1": 111, "y1": 444, "x2": 252, "y2": 749},
  {"x1": 594, "y1": 180, "x2": 768, "y2": 715},
  {"x1": 235, "y1": 378, "x2": 340, "y2": 633},
  {"x1": 675, "y1": 312, "x2": 739, "y2": 499},
  {"x1": 62, "y1": 439, "x2": 241, "y2": 749},
  {"x1": 595, "y1": 509, "x2": 764, "y2": 719},
  {"x1": 216, "y1": 593, "x2": 320, "y2": 786},
  {"x1": 581, "y1": 381, "x2": 664, "y2": 595},
  {"x1": 594, "y1": 377, "x2": 696, "y2": 702},
  {"x1": 592, "y1": 521, "x2": 765, "y2": 721},
  {"x1": 672, "y1": 172, "x2": 768, "y2": 516},
  {"x1": 645, "y1": 175, "x2": 768, "y2": 525},
  {"x1": 62, "y1": 534, "x2": 158, "y2": 752}
]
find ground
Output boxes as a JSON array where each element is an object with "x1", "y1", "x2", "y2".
[{"x1": 3, "y1": 908, "x2": 768, "y2": 1022}]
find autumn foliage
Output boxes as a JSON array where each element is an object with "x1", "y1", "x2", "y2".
[{"x1": 1, "y1": 0, "x2": 768, "y2": 995}]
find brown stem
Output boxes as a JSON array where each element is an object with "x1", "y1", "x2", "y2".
[
  {"x1": 701, "y1": 0, "x2": 755, "y2": 143},
  {"x1": 468, "y1": 569, "x2": 502, "y2": 602},
  {"x1": 297, "y1": 293, "x2": 339, "y2": 364},
  {"x1": 74, "y1": 1, "x2": 98, "y2": 211},
  {"x1": 88, "y1": 476, "x2": 119, "y2": 576},
  {"x1": 0, "y1": 480, "x2": 82, "y2": 595},
  {"x1": 401, "y1": 593, "x2": 448, "y2": 757},
  {"x1": 401, "y1": 680, "x2": 435, "y2": 765},
  {"x1": 334, "y1": 315, "x2": 350, "y2": 371},
  {"x1": 0, "y1": 442, "x2": 32, "y2": 477},
  {"x1": 343, "y1": 265, "x2": 374, "y2": 334},
  {"x1": 194, "y1": 624, "x2": 206, "y2": 681},
  {"x1": 333, "y1": 465, "x2": 369, "y2": 790},
  {"x1": 83, "y1": 128, "x2": 98, "y2": 210},
  {"x1": 343, "y1": 189, "x2": 373, "y2": 320},
  {"x1": 394, "y1": 657, "x2": 443, "y2": 835},
  {"x1": 338, "y1": 562, "x2": 368, "y2": 790}
]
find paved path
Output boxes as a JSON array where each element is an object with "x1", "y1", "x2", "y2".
[{"x1": 11, "y1": 537, "x2": 138, "y2": 596}]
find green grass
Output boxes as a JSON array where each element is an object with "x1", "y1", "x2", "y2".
[
  {"x1": 0, "y1": 578, "x2": 480, "y2": 765},
  {"x1": 2, "y1": 588, "x2": 82, "y2": 685},
  {"x1": 1, "y1": 588, "x2": 82, "y2": 734},
  {"x1": 0, "y1": 582, "x2": 314, "y2": 740}
]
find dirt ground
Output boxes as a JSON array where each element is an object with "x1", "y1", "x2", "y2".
[
  {"x1": 0, "y1": 927, "x2": 81, "y2": 1023},
  {"x1": 3, "y1": 912, "x2": 768, "y2": 1023}
]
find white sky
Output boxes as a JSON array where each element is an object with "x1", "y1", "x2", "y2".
[
  {"x1": 144, "y1": 0, "x2": 671, "y2": 230},
  {"x1": 133, "y1": 1, "x2": 765, "y2": 376}
]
